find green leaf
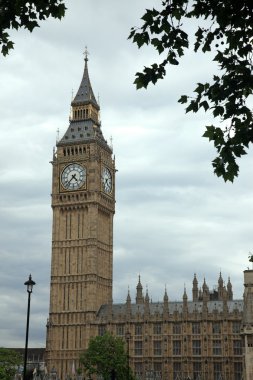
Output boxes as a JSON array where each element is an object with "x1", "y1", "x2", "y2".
[
  {"x1": 200, "y1": 100, "x2": 209, "y2": 111},
  {"x1": 129, "y1": 0, "x2": 253, "y2": 182},
  {"x1": 178, "y1": 95, "x2": 188, "y2": 104},
  {"x1": 213, "y1": 106, "x2": 224, "y2": 117},
  {"x1": 203, "y1": 125, "x2": 215, "y2": 141}
]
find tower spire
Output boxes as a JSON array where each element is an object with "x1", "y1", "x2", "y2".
[
  {"x1": 59, "y1": 52, "x2": 108, "y2": 147},
  {"x1": 71, "y1": 48, "x2": 99, "y2": 108}
]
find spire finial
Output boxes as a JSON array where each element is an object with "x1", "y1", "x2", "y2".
[
  {"x1": 84, "y1": 46, "x2": 89, "y2": 62},
  {"x1": 56, "y1": 128, "x2": 60, "y2": 143},
  {"x1": 110, "y1": 136, "x2": 113, "y2": 151}
]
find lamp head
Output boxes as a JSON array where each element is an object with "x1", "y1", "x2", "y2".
[{"x1": 24, "y1": 274, "x2": 36, "y2": 293}]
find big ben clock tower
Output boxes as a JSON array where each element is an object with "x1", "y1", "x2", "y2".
[{"x1": 46, "y1": 51, "x2": 115, "y2": 378}]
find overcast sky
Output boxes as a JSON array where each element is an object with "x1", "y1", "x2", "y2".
[{"x1": 0, "y1": 0, "x2": 252, "y2": 348}]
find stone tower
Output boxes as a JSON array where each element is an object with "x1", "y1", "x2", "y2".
[
  {"x1": 45, "y1": 52, "x2": 115, "y2": 378},
  {"x1": 242, "y1": 269, "x2": 253, "y2": 380}
]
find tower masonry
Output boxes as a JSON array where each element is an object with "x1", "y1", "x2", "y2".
[
  {"x1": 46, "y1": 53, "x2": 115, "y2": 378},
  {"x1": 242, "y1": 269, "x2": 253, "y2": 380}
]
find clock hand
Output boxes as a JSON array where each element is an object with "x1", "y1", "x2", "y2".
[
  {"x1": 66, "y1": 174, "x2": 76, "y2": 186},
  {"x1": 72, "y1": 173, "x2": 79, "y2": 182}
]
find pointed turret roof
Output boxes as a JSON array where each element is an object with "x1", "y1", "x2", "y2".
[
  {"x1": 227, "y1": 276, "x2": 232, "y2": 289},
  {"x1": 59, "y1": 50, "x2": 110, "y2": 149},
  {"x1": 145, "y1": 287, "x2": 150, "y2": 303},
  {"x1": 218, "y1": 271, "x2": 223, "y2": 286},
  {"x1": 183, "y1": 287, "x2": 188, "y2": 300},
  {"x1": 193, "y1": 273, "x2": 198, "y2": 286},
  {"x1": 163, "y1": 287, "x2": 169, "y2": 302},
  {"x1": 202, "y1": 278, "x2": 209, "y2": 292},
  {"x1": 136, "y1": 275, "x2": 142, "y2": 291},
  {"x1": 136, "y1": 275, "x2": 144, "y2": 304},
  {"x1": 126, "y1": 288, "x2": 131, "y2": 304},
  {"x1": 71, "y1": 49, "x2": 99, "y2": 109}
]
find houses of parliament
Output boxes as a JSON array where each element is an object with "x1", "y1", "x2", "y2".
[{"x1": 45, "y1": 53, "x2": 253, "y2": 380}]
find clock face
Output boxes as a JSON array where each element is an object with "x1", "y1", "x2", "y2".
[
  {"x1": 102, "y1": 167, "x2": 112, "y2": 194},
  {"x1": 61, "y1": 163, "x2": 86, "y2": 190}
]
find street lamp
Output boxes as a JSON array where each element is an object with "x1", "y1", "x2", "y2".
[
  {"x1": 125, "y1": 331, "x2": 131, "y2": 380},
  {"x1": 23, "y1": 274, "x2": 36, "y2": 380}
]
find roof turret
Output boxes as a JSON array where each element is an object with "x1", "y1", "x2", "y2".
[
  {"x1": 193, "y1": 273, "x2": 198, "y2": 286},
  {"x1": 227, "y1": 276, "x2": 233, "y2": 300},
  {"x1": 126, "y1": 288, "x2": 131, "y2": 304},
  {"x1": 59, "y1": 50, "x2": 109, "y2": 149},
  {"x1": 218, "y1": 272, "x2": 224, "y2": 300},
  {"x1": 144, "y1": 287, "x2": 150, "y2": 316},
  {"x1": 163, "y1": 287, "x2": 169, "y2": 303},
  {"x1": 202, "y1": 278, "x2": 209, "y2": 294},
  {"x1": 163, "y1": 287, "x2": 169, "y2": 316},
  {"x1": 192, "y1": 273, "x2": 198, "y2": 301},
  {"x1": 218, "y1": 271, "x2": 224, "y2": 286},
  {"x1": 145, "y1": 287, "x2": 150, "y2": 304},
  {"x1": 183, "y1": 287, "x2": 188, "y2": 301},
  {"x1": 136, "y1": 275, "x2": 144, "y2": 304},
  {"x1": 183, "y1": 287, "x2": 188, "y2": 314}
]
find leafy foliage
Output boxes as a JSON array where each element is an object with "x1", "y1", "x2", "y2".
[
  {"x1": 80, "y1": 333, "x2": 135, "y2": 380},
  {"x1": 0, "y1": 347, "x2": 22, "y2": 380},
  {"x1": 0, "y1": 0, "x2": 66, "y2": 56},
  {"x1": 129, "y1": 0, "x2": 253, "y2": 181}
]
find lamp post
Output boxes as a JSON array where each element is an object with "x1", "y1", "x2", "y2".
[
  {"x1": 23, "y1": 274, "x2": 36, "y2": 380},
  {"x1": 125, "y1": 331, "x2": 131, "y2": 380}
]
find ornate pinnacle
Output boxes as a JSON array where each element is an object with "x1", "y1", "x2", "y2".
[{"x1": 84, "y1": 46, "x2": 89, "y2": 62}]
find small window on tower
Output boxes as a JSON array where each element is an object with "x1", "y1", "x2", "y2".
[
  {"x1": 116, "y1": 324, "x2": 124, "y2": 336},
  {"x1": 173, "y1": 340, "x2": 181, "y2": 355},
  {"x1": 212, "y1": 322, "x2": 221, "y2": 334},
  {"x1": 233, "y1": 340, "x2": 242, "y2": 355},
  {"x1": 233, "y1": 322, "x2": 241, "y2": 334},
  {"x1": 173, "y1": 323, "x2": 181, "y2": 334},
  {"x1": 134, "y1": 341, "x2": 143, "y2": 356},
  {"x1": 192, "y1": 322, "x2": 201, "y2": 334},
  {"x1": 153, "y1": 340, "x2": 162, "y2": 356},
  {"x1": 153, "y1": 323, "x2": 162, "y2": 335},
  {"x1": 192, "y1": 340, "x2": 201, "y2": 355},
  {"x1": 135, "y1": 324, "x2": 143, "y2": 336},
  {"x1": 213, "y1": 340, "x2": 222, "y2": 355},
  {"x1": 98, "y1": 325, "x2": 106, "y2": 336}
]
